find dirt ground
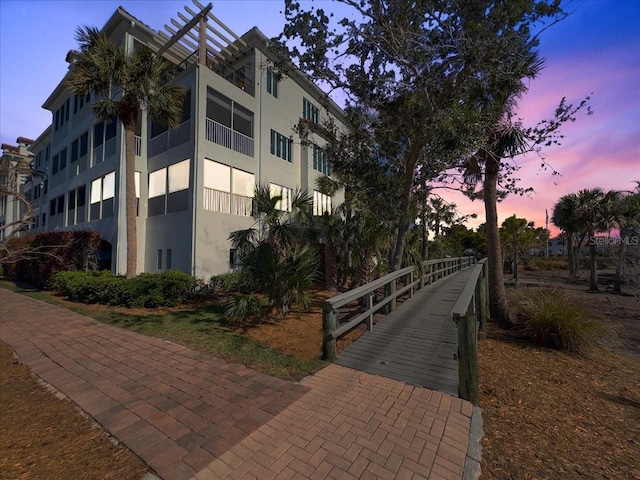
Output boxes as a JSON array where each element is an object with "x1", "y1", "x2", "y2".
[{"x1": 2, "y1": 267, "x2": 639, "y2": 479}]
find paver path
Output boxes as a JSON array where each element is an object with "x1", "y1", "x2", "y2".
[{"x1": 0, "y1": 288, "x2": 474, "y2": 480}]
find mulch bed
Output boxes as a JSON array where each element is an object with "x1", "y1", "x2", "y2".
[{"x1": 0, "y1": 342, "x2": 148, "y2": 480}]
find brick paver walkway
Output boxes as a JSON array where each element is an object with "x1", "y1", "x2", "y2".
[{"x1": 0, "y1": 288, "x2": 474, "y2": 480}]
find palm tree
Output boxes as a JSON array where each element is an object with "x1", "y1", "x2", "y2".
[
  {"x1": 65, "y1": 26, "x2": 185, "y2": 278},
  {"x1": 611, "y1": 187, "x2": 640, "y2": 292},
  {"x1": 462, "y1": 39, "x2": 544, "y2": 324},
  {"x1": 574, "y1": 188, "x2": 619, "y2": 291},
  {"x1": 552, "y1": 193, "x2": 586, "y2": 276},
  {"x1": 229, "y1": 185, "x2": 318, "y2": 315}
]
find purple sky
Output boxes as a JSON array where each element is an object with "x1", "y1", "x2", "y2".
[{"x1": 1, "y1": 1, "x2": 639, "y2": 237}]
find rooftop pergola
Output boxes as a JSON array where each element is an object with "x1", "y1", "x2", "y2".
[{"x1": 147, "y1": 0, "x2": 252, "y2": 86}]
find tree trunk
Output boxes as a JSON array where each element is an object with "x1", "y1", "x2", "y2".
[
  {"x1": 124, "y1": 127, "x2": 137, "y2": 278},
  {"x1": 613, "y1": 239, "x2": 626, "y2": 293},
  {"x1": 567, "y1": 231, "x2": 575, "y2": 275},
  {"x1": 588, "y1": 229, "x2": 598, "y2": 291},
  {"x1": 324, "y1": 241, "x2": 338, "y2": 292},
  {"x1": 483, "y1": 158, "x2": 510, "y2": 324}
]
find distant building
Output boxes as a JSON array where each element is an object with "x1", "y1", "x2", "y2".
[
  {"x1": 0, "y1": 137, "x2": 35, "y2": 241},
  {"x1": 547, "y1": 236, "x2": 567, "y2": 256},
  {"x1": 16, "y1": 4, "x2": 346, "y2": 277}
]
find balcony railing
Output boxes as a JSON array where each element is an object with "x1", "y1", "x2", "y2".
[
  {"x1": 203, "y1": 187, "x2": 252, "y2": 216},
  {"x1": 148, "y1": 120, "x2": 191, "y2": 158},
  {"x1": 135, "y1": 135, "x2": 142, "y2": 156},
  {"x1": 205, "y1": 118, "x2": 254, "y2": 157}
]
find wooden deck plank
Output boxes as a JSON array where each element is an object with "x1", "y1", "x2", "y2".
[{"x1": 336, "y1": 267, "x2": 474, "y2": 396}]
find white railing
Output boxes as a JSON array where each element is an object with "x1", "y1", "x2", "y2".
[
  {"x1": 135, "y1": 135, "x2": 142, "y2": 156},
  {"x1": 203, "y1": 188, "x2": 252, "y2": 217},
  {"x1": 205, "y1": 118, "x2": 254, "y2": 157},
  {"x1": 148, "y1": 120, "x2": 191, "y2": 157}
]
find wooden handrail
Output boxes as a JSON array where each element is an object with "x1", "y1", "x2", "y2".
[
  {"x1": 451, "y1": 259, "x2": 488, "y2": 405},
  {"x1": 322, "y1": 256, "x2": 476, "y2": 362}
]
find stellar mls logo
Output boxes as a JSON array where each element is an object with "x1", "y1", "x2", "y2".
[{"x1": 589, "y1": 236, "x2": 639, "y2": 246}]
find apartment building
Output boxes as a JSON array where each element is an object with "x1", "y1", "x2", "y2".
[{"x1": 16, "y1": 3, "x2": 346, "y2": 278}]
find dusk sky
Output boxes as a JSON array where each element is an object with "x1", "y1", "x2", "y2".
[{"x1": 1, "y1": 0, "x2": 639, "y2": 237}]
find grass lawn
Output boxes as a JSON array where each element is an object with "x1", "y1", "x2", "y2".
[{"x1": 0, "y1": 281, "x2": 325, "y2": 382}]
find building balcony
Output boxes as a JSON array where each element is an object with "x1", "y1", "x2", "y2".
[{"x1": 205, "y1": 118, "x2": 254, "y2": 157}]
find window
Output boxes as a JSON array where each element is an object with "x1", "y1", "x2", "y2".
[
  {"x1": 157, "y1": 249, "x2": 163, "y2": 269},
  {"x1": 266, "y1": 68, "x2": 278, "y2": 98},
  {"x1": 166, "y1": 249, "x2": 172, "y2": 269},
  {"x1": 270, "y1": 130, "x2": 292, "y2": 162},
  {"x1": 93, "y1": 117, "x2": 117, "y2": 164},
  {"x1": 149, "y1": 159, "x2": 190, "y2": 216},
  {"x1": 203, "y1": 159, "x2": 254, "y2": 216},
  {"x1": 270, "y1": 183, "x2": 292, "y2": 212},
  {"x1": 313, "y1": 191, "x2": 332, "y2": 216},
  {"x1": 67, "y1": 185, "x2": 87, "y2": 226},
  {"x1": 312, "y1": 145, "x2": 331, "y2": 175},
  {"x1": 303, "y1": 98, "x2": 319, "y2": 124},
  {"x1": 53, "y1": 97, "x2": 72, "y2": 131},
  {"x1": 90, "y1": 171, "x2": 115, "y2": 220}
]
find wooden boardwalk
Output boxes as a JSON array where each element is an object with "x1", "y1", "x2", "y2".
[{"x1": 335, "y1": 267, "x2": 475, "y2": 397}]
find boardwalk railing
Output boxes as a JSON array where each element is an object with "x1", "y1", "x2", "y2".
[
  {"x1": 322, "y1": 256, "x2": 476, "y2": 362},
  {"x1": 451, "y1": 259, "x2": 488, "y2": 405}
]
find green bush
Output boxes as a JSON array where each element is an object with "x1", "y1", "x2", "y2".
[
  {"x1": 54, "y1": 270, "x2": 121, "y2": 304},
  {"x1": 514, "y1": 287, "x2": 606, "y2": 355},
  {"x1": 222, "y1": 294, "x2": 265, "y2": 326},
  {"x1": 54, "y1": 270, "x2": 196, "y2": 308},
  {"x1": 210, "y1": 272, "x2": 255, "y2": 294}
]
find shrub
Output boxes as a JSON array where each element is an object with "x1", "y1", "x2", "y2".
[
  {"x1": 523, "y1": 257, "x2": 568, "y2": 271},
  {"x1": 514, "y1": 287, "x2": 606, "y2": 355},
  {"x1": 2, "y1": 231, "x2": 101, "y2": 288},
  {"x1": 210, "y1": 272, "x2": 255, "y2": 294},
  {"x1": 222, "y1": 294, "x2": 265, "y2": 326},
  {"x1": 54, "y1": 270, "x2": 121, "y2": 304},
  {"x1": 53, "y1": 270, "x2": 196, "y2": 308}
]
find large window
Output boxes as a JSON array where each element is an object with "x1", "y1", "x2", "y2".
[
  {"x1": 149, "y1": 159, "x2": 190, "y2": 217},
  {"x1": 270, "y1": 183, "x2": 293, "y2": 212},
  {"x1": 266, "y1": 68, "x2": 278, "y2": 98},
  {"x1": 93, "y1": 118, "x2": 117, "y2": 164},
  {"x1": 270, "y1": 130, "x2": 292, "y2": 162},
  {"x1": 67, "y1": 185, "x2": 87, "y2": 226},
  {"x1": 312, "y1": 144, "x2": 331, "y2": 176},
  {"x1": 70, "y1": 131, "x2": 89, "y2": 175},
  {"x1": 90, "y1": 171, "x2": 115, "y2": 220},
  {"x1": 303, "y1": 98, "x2": 319, "y2": 124},
  {"x1": 203, "y1": 159, "x2": 254, "y2": 216},
  {"x1": 313, "y1": 190, "x2": 332, "y2": 216}
]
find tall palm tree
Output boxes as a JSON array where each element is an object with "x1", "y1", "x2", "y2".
[
  {"x1": 462, "y1": 36, "x2": 544, "y2": 324},
  {"x1": 65, "y1": 26, "x2": 185, "y2": 278}
]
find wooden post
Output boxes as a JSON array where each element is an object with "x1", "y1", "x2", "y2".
[
  {"x1": 322, "y1": 302, "x2": 338, "y2": 361},
  {"x1": 365, "y1": 292, "x2": 374, "y2": 330},
  {"x1": 409, "y1": 272, "x2": 414, "y2": 297},
  {"x1": 199, "y1": 17, "x2": 207, "y2": 66},
  {"x1": 455, "y1": 312, "x2": 479, "y2": 405},
  {"x1": 478, "y1": 265, "x2": 488, "y2": 335},
  {"x1": 385, "y1": 280, "x2": 397, "y2": 313}
]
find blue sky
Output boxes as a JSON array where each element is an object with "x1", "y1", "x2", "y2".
[{"x1": 1, "y1": 0, "x2": 638, "y2": 234}]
